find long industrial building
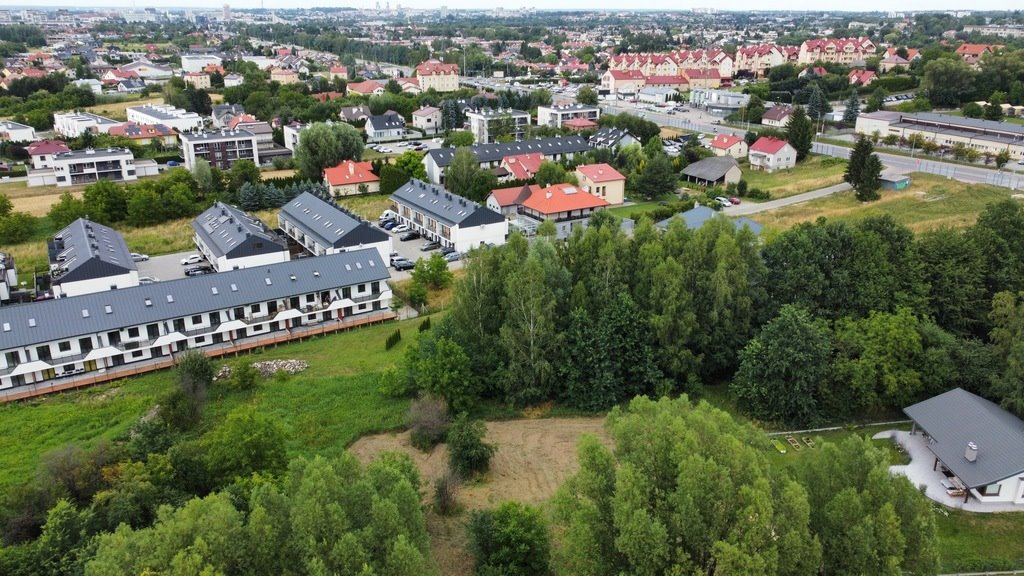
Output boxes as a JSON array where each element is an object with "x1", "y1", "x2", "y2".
[
  {"x1": 856, "y1": 111, "x2": 1024, "y2": 161},
  {"x1": 0, "y1": 250, "x2": 393, "y2": 395}
]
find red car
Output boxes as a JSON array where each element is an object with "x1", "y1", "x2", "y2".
[{"x1": 728, "y1": 197, "x2": 741, "y2": 205}]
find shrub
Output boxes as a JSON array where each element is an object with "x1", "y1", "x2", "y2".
[
  {"x1": 126, "y1": 417, "x2": 176, "y2": 460},
  {"x1": 468, "y1": 502, "x2": 551, "y2": 576},
  {"x1": 736, "y1": 179, "x2": 748, "y2": 196},
  {"x1": 378, "y1": 365, "x2": 415, "y2": 398},
  {"x1": 385, "y1": 328, "x2": 402, "y2": 350},
  {"x1": 447, "y1": 413, "x2": 494, "y2": 478},
  {"x1": 231, "y1": 362, "x2": 259, "y2": 390},
  {"x1": 434, "y1": 471, "x2": 461, "y2": 515},
  {"x1": 418, "y1": 317, "x2": 432, "y2": 332},
  {"x1": 408, "y1": 394, "x2": 449, "y2": 450}
]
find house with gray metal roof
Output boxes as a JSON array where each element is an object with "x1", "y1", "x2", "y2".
[
  {"x1": 192, "y1": 203, "x2": 290, "y2": 272},
  {"x1": 656, "y1": 205, "x2": 762, "y2": 235},
  {"x1": 279, "y1": 192, "x2": 392, "y2": 262},
  {"x1": 589, "y1": 127, "x2": 638, "y2": 149},
  {"x1": 366, "y1": 112, "x2": 406, "y2": 142},
  {"x1": 423, "y1": 136, "x2": 591, "y2": 184},
  {"x1": 904, "y1": 388, "x2": 1024, "y2": 505},
  {"x1": 48, "y1": 218, "x2": 139, "y2": 298},
  {"x1": 390, "y1": 179, "x2": 507, "y2": 252},
  {"x1": 0, "y1": 249, "x2": 393, "y2": 392}
]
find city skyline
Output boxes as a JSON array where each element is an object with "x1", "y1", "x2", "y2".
[{"x1": 0, "y1": 1, "x2": 1006, "y2": 12}]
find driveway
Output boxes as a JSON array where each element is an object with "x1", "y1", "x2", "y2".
[
  {"x1": 722, "y1": 182, "x2": 853, "y2": 216},
  {"x1": 136, "y1": 251, "x2": 198, "y2": 282}
]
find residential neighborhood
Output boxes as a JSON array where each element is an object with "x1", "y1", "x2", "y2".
[{"x1": 1, "y1": 6, "x2": 1024, "y2": 576}]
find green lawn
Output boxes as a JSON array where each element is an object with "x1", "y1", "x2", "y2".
[
  {"x1": 757, "y1": 173, "x2": 1016, "y2": 234},
  {"x1": 937, "y1": 510, "x2": 1024, "y2": 572},
  {"x1": 0, "y1": 316, "x2": 424, "y2": 493},
  {"x1": 741, "y1": 154, "x2": 848, "y2": 200},
  {"x1": 606, "y1": 200, "x2": 662, "y2": 219},
  {"x1": 337, "y1": 192, "x2": 394, "y2": 221}
]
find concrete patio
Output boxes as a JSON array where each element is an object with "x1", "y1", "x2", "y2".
[{"x1": 874, "y1": 430, "x2": 1024, "y2": 512}]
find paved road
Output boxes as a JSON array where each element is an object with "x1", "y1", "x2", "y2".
[{"x1": 723, "y1": 182, "x2": 853, "y2": 216}]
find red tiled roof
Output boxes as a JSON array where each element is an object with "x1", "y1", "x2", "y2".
[
  {"x1": 956, "y1": 43, "x2": 992, "y2": 56},
  {"x1": 501, "y1": 153, "x2": 545, "y2": 180},
  {"x1": 313, "y1": 91, "x2": 345, "y2": 102},
  {"x1": 490, "y1": 184, "x2": 535, "y2": 207},
  {"x1": 330, "y1": 65, "x2": 348, "y2": 74},
  {"x1": 108, "y1": 122, "x2": 177, "y2": 139},
  {"x1": 607, "y1": 69, "x2": 646, "y2": 80},
  {"x1": 347, "y1": 80, "x2": 384, "y2": 94},
  {"x1": 27, "y1": 139, "x2": 70, "y2": 156},
  {"x1": 709, "y1": 134, "x2": 744, "y2": 150},
  {"x1": 684, "y1": 68, "x2": 721, "y2": 80},
  {"x1": 575, "y1": 163, "x2": 624, "y2": 183},
  {"x1": 848, "y1": 69, "x2": 876, "y2": 84},
  {"x1": 521, "y1": 183, "x2": 610, "y2": 215},
  {"x1": 324, "y1": 160, "x2": 379, "y2": 186},
  {"x1": 562, "y1": 118, "x2": 598, "y2": 129},
  {"x1": 416, "y1": 60, "x2": 459, "y2": 76},
  {"x1": 750, "y1": 136, "x2": 791, "y2": 155},
  {"x1": 645, "y1": 75, "x2": 689, "y2": 85},
  {"x1": 228, "y1": 114, "x2": 259, "y2": 129}
]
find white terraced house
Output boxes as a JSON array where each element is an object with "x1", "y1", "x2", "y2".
[{"x1": 0, "y1": 250, "x2": 394, "y2": 396}]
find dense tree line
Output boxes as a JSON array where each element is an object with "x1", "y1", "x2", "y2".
[
  {"x1": 553, "y1": 396, "x2": 938, "y2": 575},
  {"x1": 0, "y1": 84, "x2": 96, "y2": 130},
  {"x1": 403, "y1": 199, "x2": 1024, "y2": 427}
]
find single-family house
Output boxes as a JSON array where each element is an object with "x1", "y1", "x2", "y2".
[
  {"x1": 500, "y1": 153, "x2": 545, "y2": 181},
  {"x1": 574, "y1": 163, "x2": 626, "y2": 205},
  {"x1": 323, "y1": 160, "x2": 380, "y2": 197},
  {"x1": 346, "y1": 80, "x2": 386, "y2": 96},
  {"x1": 270, "y1": 68, "x2": 300, "y2": 84},
  {"x1": 223, "y1": 73, "x2": 245, "y2": 87},
  {"x1": 0, "y1": 120, "x2": 36, "y2": 143},
  {"x1": 27, "y1": 139, "x2": 71, "y2": 170},
  {"x1": 761, "y1": 105, "x2": 794, "y2": 128},
  {"x1": 488, "y1": 182, "x2": 609, "y2": 239},
  {"x1": 365, "y1": 112, "x2": 406, "y2": 142},
  {"x1": 955, "y1": 43, "x2": 994, "y2": 67},
  {"x1": 183, "y1": 72, "x2": 211, "y2": 89},
  {"x1": 748, "y1": 136, "x2": 797, "y2": 172},
  {"x1": 708, "y1": 134, "x2": 748, "y2": 159},
  {"x1": 589, "y1": 127, "x2": 637, "y2": 149},
  {"x1": 117, "y1": 79, "x2": 146, "y2": 93},
  {"x1": 656, "y1": 205, "x2": 762, "y2": 234},
  {"x1": 412, "y1": 106, "x2": 442, "y2": 134},
  {"x1": 848, "y1": 69, "x2": 876, "y2": 86},
  {"x1": 212, "y1": 104, "x2": 246, "y2": 129},
  {"x1": 107, "y1": 122, "x2": 178, "y2": 147}
]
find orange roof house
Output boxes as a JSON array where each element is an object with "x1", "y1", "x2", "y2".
[{"x1": 323, "y1": 160, "x2": 380, "y2": 196}]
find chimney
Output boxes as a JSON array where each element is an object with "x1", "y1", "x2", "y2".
[
  {"x1": 348, "y1": 162, "x2": 354, "y2": 175},
  {"x1": 965, "y1": 442, "x2": 978, "y2": 463},
  {"x1": 545, "y1": 191, "x2": 553, "y2": 199}
]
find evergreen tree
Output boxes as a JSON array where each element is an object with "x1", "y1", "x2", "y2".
[
  {"x1": 785, "y1": 105, "x2": 814, "y2": 162},
  {"x1": 843, "y1": 92, "x2": 860, "y2": 124},
  {"x1": 806, "y1": 83, "x2": 831, "y2": 121},
  {"x1": 845, "y1": 136, "x2": 882, "y2": 202}
]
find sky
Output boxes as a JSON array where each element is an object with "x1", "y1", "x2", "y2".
[{"x1": 1, "y1": 1, "x2": 1007, "y2": 12}]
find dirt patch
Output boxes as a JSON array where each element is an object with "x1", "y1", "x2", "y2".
[{"x1": 349, "y1": 417, "x2": 610, "y2": 576}]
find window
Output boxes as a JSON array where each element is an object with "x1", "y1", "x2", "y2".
[
  {"x1": 980, "y1": 483, "x2": 1002, "y2": 497},
  {"x1": 251, "y1": 304, "x2": 260, "y2": 314},
  {"x1": 371, "y1": 281, "x2": 379, "y2": 293},
  {"x1": 127, "y1": 327, "x2": 140, "y2": 338},
  {"x1": 132, "y1": 350, "x2": 145, "y2": 359},
  {"x1": 191, "y1": 315, "x2": 202, "y2": 325},
  {"x1": 342, "y1": 287, "x2": 351, "y2": 299},
  {"x1": 358, "y1": 283, "x2": 366, "y2": 293},
  {"x1": 58, "y1": 341, "x2": 72, "y2": 352}
]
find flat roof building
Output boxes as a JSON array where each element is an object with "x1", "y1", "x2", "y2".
[
  {"x1": 180, "y1": 129, "x2": 259, "y2": 170},
  {"x1": 536, "y1": 103, "x2": 600, "y2": 128},
  {"x1": 466, "y1": 107, "x2": 531, "y2": 144},
  {"x1": 53, "y1": 111, "x2": 120, "y2": 138},
  {"x1": 127, "y1": 103, "x2": 204, "y2": 133}
]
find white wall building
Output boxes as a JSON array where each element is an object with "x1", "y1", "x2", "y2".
[
  {"x1": 466, "y1": 108, "x2": 531, "y2": 144},
  {"x1": 536, "y1": 104, "x2": 600, "y2": 128},
  {"x1": 192, "y1": 202, "x2": 290, "y2": 272},
  {"x1": 127, "y1": 104, "x2": 204, "y2": 133},
  {"x1": 390, "y1": 179, "x2": 507, "y2": 253},
  {"x1": 180, "y1": 129, "x2": 260, "y2": 170},
  {"x1": 48, "y1": 218, "x2": 139, "y2": 298},
  {"x1": 279, "y1": 192, "x2": 393, "y2": 263},
  {"x1": 0, "y1": 120, "x2": 36, "y2": 142},
  {"x1": 53, "y1": 111, "x2": 120, "y2": 138},
  {"x1": 181, "y1": 54, "x2": 223, "y2": 74}
]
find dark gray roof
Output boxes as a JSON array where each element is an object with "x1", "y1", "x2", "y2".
[
  {"x1": 212, "y1": 103, "x2": 244, "y2": 118},
  {"x1": 192, "y1": 202, "x2": 287, "y2": 260},
  {"x1": 901, "y1": 112, "x2": 1024, "y2": 137},
  {"x1": 0, "y1": 249, "x2": 389, "y2": 351},
  {"x1": 425, "y1": 136, "x2": 591, "y2": 168},
  {"x1": 391, "y1": 179, "x2": 505, "y2": 228},
  {"x1": 367, "y1": 113, "x2": 405, "y2": 132},
  {"x1": 340, "y1": 105, "x2": 371, "y2": 122},
  {"x1": 656, "y1": 206, "x2": 762, "y2": 235},
  {"x1": 681, "y1": 156, "x2": 739, "y2": 182},
  {"x1": 49, "y1": 218, "x2": 136, "y2": 285},
  {"x1": 589, "y1": 127, "x2": 634, "y2": 148},
  {"x1": 280, "y1": 192, "x2": 389, "y2": 249},
  {"x1": 904, "y1": 388, "x2": 1024, "y2": 488}
]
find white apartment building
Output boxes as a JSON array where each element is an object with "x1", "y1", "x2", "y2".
[
  {"x1": 53, "y1": 111, "x2": 120, "y2": 138},
  {"x1": 466, "y1": 108, "x2": 531, "y2": 144},
  {"x1": 180, "y1": 129, "x2": 259, "y2": 170},
  {"x1": 48, "y1": 219, "x2": 139, "y2": 298},
  {"x1": 0, "y1": 120, "x2": 36, "y2": 142},
  {"x1": 536, "y1": 104, "x2": 600, "y2": 128},
  {"x1": 127, "y1": 104, "x2": 204, "y2": 133},
  {"x1": 390, "y1": 179, "x2": 508, "y2": 253}
]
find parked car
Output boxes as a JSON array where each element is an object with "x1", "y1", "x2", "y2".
[
  {"x1": 392, "y1": 224, "x2": 410, "y2": 233},
  {"x1": 166, "y1": 160, "x2": 179, "y2": 167},
  {"x1": 181, "y1": 254, "x2": 204, "y2": 265},
  {"x1": 444, "y1": 251, "x2": 462, "y2": 262},
  {"x1": 380, "y1": 209, "x2": 399, "y2": 221},
  {"x1": 381, "y1": 220, "x2": 398, "y2": 230},
  {"x1": 131, "y1": 252, "x2": 149, "y2": 262},
  {"x1": 440, "y1": 245, "x2": 456, "y2": 255},
  {"x1": 399, "y1": 231, "x2": 420, "y2": 241},
  {"x1": 420, "y1": 240, "x2": 441, "y2": 251},
  {"x1": 378, "y1": 147, "x2": 393, "y2": 154},
  {"x1": 728, "y1": 197, "x2": 741, "y2": 205},
  {"x1": 714, "y1": 196, "x2": 732, "y2": 207},
  {"x1": 184, "y1": 265, "x2": 214, "y2": 276},
  {"x1": 392, "y1": 258, "x2": 415, "y2": 271},
  {"x1": 139, "y1": 276, "x2": 159, "y2": 284}
]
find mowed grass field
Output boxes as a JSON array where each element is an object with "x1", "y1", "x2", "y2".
[
  {"x1": 742, "y1": 154, "x2": 848, "y2": 200},
  {"x1": 83, "y1": 96, "x2": 163, "y2": 121},
  {"x1": 0, "y1": 315, "x2": 423, "y2": 494},
  {"x1": 338, "y1": 192, "x2": 394, "y2": 221},
  {"x1": 757, "y1": 173, "x2": 1017, "y2": 233}
]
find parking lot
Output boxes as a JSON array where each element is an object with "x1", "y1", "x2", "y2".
[
  {"x1": 380, "y1": 219, "x2": 465, "y2": 280},
  {"x1": 136, "y1": 251, "x2": 197, "y2": 283}
]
